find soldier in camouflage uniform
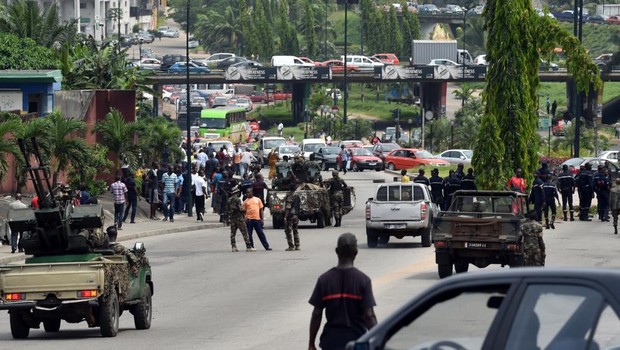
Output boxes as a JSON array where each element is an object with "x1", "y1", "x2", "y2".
[
  {"x1": 522, "y1": 210, "x2": 546, "y2": 266},
  {"x1": 227, "y1": 186, "x2": 254, "y2": 252},
  {"x1": 273, "y1": 156, "x2": 294, "y2": 190},
  {"x1": 304, "y1": 153, "x2": 323, "y2": 185},
  {"x1": 283, "y1": 190, "x2": 301, "y2": 251},
  {"x1": 325, "y1": 170, "x2": 348, "y2": 227},
  {"x1": 609, "y1": 178, "x2": 620, "y2": 234},
  {"x1": 292, "y1": 155, "x2": 306, "y2": 183}
]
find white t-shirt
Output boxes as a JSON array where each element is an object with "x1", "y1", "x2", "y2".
[
  {"x1": 194, "y1": 176, "x2": 206, "y2": 196},
  {"x1": 278, "y1": 123, "x2": 284, "y2": 131},
  {"x1": 240, "y1": 150, "x2": 255, "y2": 164}
]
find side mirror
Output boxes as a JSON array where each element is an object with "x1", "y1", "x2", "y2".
[
  {"x1": 460, "y1": 155, "x2": 465, "y2": 160},
  {"x1": 133, "y1": 242, "x2": 146, "y2": 255},
  {"x1": 367, "y1": 197, "x2": 374, "y2": 202}
]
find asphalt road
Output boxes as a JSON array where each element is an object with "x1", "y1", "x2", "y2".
[{"x1": 1, "y1": 169, "x2": 618, "y2": 349}]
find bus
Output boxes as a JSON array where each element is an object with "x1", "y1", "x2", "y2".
[{"x1": 199, "y1": 107, "x2": 249, "y2": 144}]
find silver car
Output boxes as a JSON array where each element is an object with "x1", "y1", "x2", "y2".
[{"x1": 438, "y1": 149, "x2": 473, "y2": 165}]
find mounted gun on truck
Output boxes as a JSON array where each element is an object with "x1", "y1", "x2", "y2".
[{"x1": 0, "y1": 138, "x2": 153, "y2": 339}]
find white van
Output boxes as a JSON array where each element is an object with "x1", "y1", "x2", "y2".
[
  {"x1": 271, "y1": 55, "x2": 315, "y2": 67},
  {"x1": 301, "y1": 138, "x2": 327, "y2": 160},
  {"x1": 341, "y1": 55, "x2": 385, "y2": 71},
  {"x1": 258, "y1": 136, "x2": 286, "y2": 167}
]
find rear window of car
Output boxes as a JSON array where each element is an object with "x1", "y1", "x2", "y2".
[{"x1": 376, "y1": 185, "x2": 424, "y2": 202}]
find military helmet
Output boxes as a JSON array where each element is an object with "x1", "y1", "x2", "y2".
[{"x1": 332, "y1": 170, "x2": 339, "y2": 177}]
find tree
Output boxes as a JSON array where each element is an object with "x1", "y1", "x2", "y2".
[
  {"x1": 135, "y1": 117, "x2": 183, "y2": 165},
  {"x1": 194, "y1": 7, "x2": 244, "y2": 54},
  {"x1": 472, "y1": 0, "x2": 601, "y2": 190},
  {"x1": 0, "y1": 33, "x2": 60, "y2": 70},
  {"x1": 277, "y1": 0, "x2": 300, "y2": 55},
  {"x1": 94, "y1": 109, "x2": 141, "y2": 174},
  {"x1": 302, "y1": 0, "x2": 319, "y2": 58},
  {"x1": 253, "y1": 0, "x2": 275, "y2": 59},
  {"x1": 0, "y1": 113, "x2": 24, "y2": 181},
  {"x1": 386, "y1": 6, "x2": 403, "y2": 56}
]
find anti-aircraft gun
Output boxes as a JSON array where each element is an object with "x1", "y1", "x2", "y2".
[{"x1": 0, "y1": 138, "x2": 153, "y2": 339}]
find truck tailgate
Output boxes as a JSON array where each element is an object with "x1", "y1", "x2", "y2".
[
  {"x1": 434, "y1": 215, "x2": 520, "y2": 241},
  {"x1": 370, "y1": 201, "x2": 423, "y2": 222}
]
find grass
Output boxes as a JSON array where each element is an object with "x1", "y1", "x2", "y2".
[
  {"x1": 537, "y1": 82, "x2": 620, "y2": 115},
  {"x1": 557, "y1": 23, "x2": 620, "y2": 58}
]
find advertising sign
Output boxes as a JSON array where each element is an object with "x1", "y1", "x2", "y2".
[
  {"x1": 275, "y1": 66, "x2": 332, "y2": 80},
  {"x1": 375, "y1": 65, "x2": 487, "y2": 80},
  {"x1": 225, "y1": 67, "x2": 277, "y2": 81}
]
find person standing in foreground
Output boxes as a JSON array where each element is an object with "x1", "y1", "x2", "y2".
[
  {"x1": 522, "y1": 210, "x2": 546, "y2": 266},
  {"x1": 308, "y1": 233, "x2": 377, "y2": 350},
  {"x1": 228, "y1": 187, "x2": 254, "y2": 252},
  {"x1": 110, "y1": 176, "x2": 128, "y2": 230},
  {"x1": 243, "y1": 189, "x2": 271, "y2": 251},
  {"x1": 8, "y1": 193, "x2": 28, "y2": 253},
  {"x1": 609, "y1": 178, "x2": 620, "y2": 234}
]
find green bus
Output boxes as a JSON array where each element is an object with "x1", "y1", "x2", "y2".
[{"x1": 199, "y1": 107, "x2": 248, "y2": 143}]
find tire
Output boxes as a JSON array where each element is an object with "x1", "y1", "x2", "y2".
[
  {"x1": 454, "y1": 262, "x2": 469, "y2": 273},
  {"x1": 388, "y1": 163, "x2": 396, "y2": 171},
  {"x1": 134, "y1": 283, "x2": 153, "y2": 330},
  {"x1": 10, "y1": 312, "x2": 30, "y2": 339},
  {"x1": 438, "y1": 263, "x2": 453, "y2": 279},
  {"x1": 378, "y1": 235, "x2": 390, "y2": 245},
  {"x1": 163, "y1": 97, "x2": 170, "y2": 103},
  {"x1": 43, "y1": 318, "x2": 61, "y2": 332},
  {"x1": 352, "y1": 163, "x2": 359, "y2": 172},
  {"x1": 421, "y1": 225, "x2": 432, "y2": 247},
  {"x1": 316, "y1": 212, "x2": 325, "y2": 228},
  {"x1": 98, "y1": 290, "x2": 120, "y2": 337},
  {"x1": 366, "y1": 228, "x2": 378, "y2": 248}
]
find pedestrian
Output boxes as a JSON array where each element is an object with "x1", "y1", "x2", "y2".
[
  {"x1": 211, "y1": 167, "x2": 223, "y2": 213},
  {"x1": 546, "y1": 97, "x2": 551, "y2": 115},
  {"x1": 506, "y1": 168, "x2": 526, "y2": 193},
  {"x1": 147, "y1": 162, "x2": 160, "y2": 220},
  {"x1": 196, "y1": 147, "x2": 208, "y2": 170},
  {"x1": 551, "y1": 100, "x2": 558, "y2": 117},
  {"x1": 227, "y1": 186, "x2": 254, "y2": 252},
  {"x1": 400, "y1": 169, "x2": 410, "y2": 183},
  {"x1": 413, "y1": 168, "x2": 429, "y2": 186},
  {"x1": 593, "y1": 165, "x2": 611, "y2": 222},
  {"x1": 243, "y1": 188, "x2": 271, "y2": 251},
  {"x1": 308, "y1": 233, "x2": 377, "y2": 350},
  {"x1": 232, "y1": 144, "x2": 242, "y2": 175},
  {"x1": 283, "y1": 190, "x2": 301, "y2": 251},
  {"x1": 326, "y1": 171, "x2": 348, "y2": 227},
  {"x1": 576, "y1": 163, "x2": 594, "y2": 221},
  {"x1": 239, "y1": 146, "x2": 256, "y2": 177},
  {"x1": 252, "y1": 173, "x2": 268, "y2": 206},
  {"x1": 110, "y1": 175, "x2": 128, "y2": 230},
  {"x1": 339, "y1": 145, "x2": 349, "y2": 174},
  {"x1": 161, "y1": 165, "x2": 178, "y2": 222},
  {"x1": 194, "y1": 169, "x2": 207, "y2": 221},
  {"x1": 461, "y1": 168, "x2": 476, "y2": 190},
  {"x1": 122, "y1": 171, "x2": 138, "y2": 224},
  {"x1": 522, "y1": 210, "x2": 546, "y2": 266},
  {"x1": 556, "y1": 164, "x2": 576, "y2": 221},
  {"x1": 542, "y1": 174, "x2": 560, "y2": 229},
  {"x1": 609, "y1": 178, "x2": 620, "y2": 234},
  {"x1": 429, "y1": 168, "x2": 444, "y2": 208},
  {"x1": 277, "y1": 122, "x2": 284, "y2": 136},
  {"x1": 8, "y1": 193, "x2": 28, "y2": 253},
  {"x1": 268, "y1": 148, "x2": 279, "y2": 180},
  {"x1": 529, "y1": 171, "x2": 546, "y2": 223}
]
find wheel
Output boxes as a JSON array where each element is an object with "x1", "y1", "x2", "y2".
[
  {"x1": 316, "y1": 212, "x2": 325, "y2": 228},
  {"x1": 10, "y1": 312, "x2": 30, "y2": 339},
  {"x1": 352, "y1": 163, "x2": 359, "y2": 172},
  {"x1": 366, "y1": 228, "x2": 378, "y2": 248},
  {"x1": 133, "y1": 283, "x2": 152, "y2": 330},
  {"x1": 378, "y1": 235, "x2": 390, "y2": 245},
  {"x1": 260, "y1": 99, "x2": 266, "y2": 104},
  {"x1": 163, "y1": 97, "x2": 170, "y2": 103},
  {"x1": 43, "y1": 318, "x2": 61, "y2": 332},
  {"x1": 98, "y1": 289, "x2": 120, "y2": 337},
  {"x1": 421, "y1": 225, "x2": 432, "y2": 247},
  {"x1": 454, "y1": 262, "x2": 469, "y2": 273},
  {"x1": 388, "y1": 163, "x2": 396, "y2": 171},
  {"x1": 438, "y1": 263, "x2": 453, "y2": 279}
]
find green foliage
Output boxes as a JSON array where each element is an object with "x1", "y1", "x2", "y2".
[
  {"x1": 472, "y1": 113, "x2": 506, "y2": 190},
  {"x1": 302, "y1": 1, "x2": 319, "y2": 58},
  {"x1": 94, "y1": 109, "x2": 141, "y2": 174},
  {"x1": 0, "y1": 113, "x2": 24, "y2": 181},
  {"x1": 253, "y1": 0, "x2": 275, "y2": 59},
  {"x1": 556, "y1": 22, "x2": 620, "y2": 59},
  {"x1": 135, "y1": 117, "x2": 183, "y2": 166},
  {"x1": 194, "y1": 6, "x2": 244, "y2": 55},
  {"x1": 67, "y1": 144, "x2": 112, "y2": 196},
  {"x1": 0, "y1": 33, "x2": 60, "y2": 70},
  {"x1": 44, "y1": 110, "x2": 90, "y2": 186}
]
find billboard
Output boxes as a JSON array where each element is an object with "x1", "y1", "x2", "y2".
[
  {"x1": 275, "y1": 66, "x2": 332, "y2": 80},
  {"x1": 225, "y1": 67, "x2": 277, "y2": 80},
  {"x1": 375, "y1": 65, "x2": 487, "y2": 80}
]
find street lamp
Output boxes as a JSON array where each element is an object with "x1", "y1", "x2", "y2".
[
  {"x1": 461, "y1": 7, "x2": 470, "y2": 78},
  {"x1": 450, "y1": 120, "x2": 455, "y2": 148},
  {"x1": 304, "y1": 106, "x2": 309, "y2": 139},
  {"x1": 407, "y1": 118, "x2": 413, "y2": 147}
]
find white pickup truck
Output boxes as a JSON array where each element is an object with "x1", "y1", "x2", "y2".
[{"x1": 365, "y1": 182, "x2": 439, "y2": 248}]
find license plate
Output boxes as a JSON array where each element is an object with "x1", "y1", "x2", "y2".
[
  {"x1": 464, "y1": 242, "x2": 487, "y2": 248},
  {"x1": 369, "y1": 163, "x2": 376, "y2": 166},
  {"x1": 385, "y1": 224, "x2": 406, "y2": 229}
]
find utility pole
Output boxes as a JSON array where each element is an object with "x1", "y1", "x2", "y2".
[{"x1": 573, "y1": 0, "x2": 584, "y2": 157}]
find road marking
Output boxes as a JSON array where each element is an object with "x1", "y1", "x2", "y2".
[{"x1": 373, "y1": 252, "x2": 437, "y2": 290}]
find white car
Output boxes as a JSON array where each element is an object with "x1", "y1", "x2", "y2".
[
  {"x1": 188, "y1": 37, "x2": 199, "y2": 49},
  {"x1": 162, "y1": 29, "x2": 179, "y2": 38},
  {"x1": 598, "y1": 150, "x2": 619, "y2": 164},
  {"x1": 201, "y1": 53, "x2": 236, "y2": 66},
  {"x1": 438, "y1": 149, "x2": 474, "y2": 165},
  {"x1": 278, "y1": 145, "x2": 302, "y2": 160},
  {"x1": 428, "y1": 59, "x2": 461, "y2": 66},
  {"x1": 136, "y1": 58, "x2": 162, "y2": 70},
  {"x1": 473, "y1": 54, "x2": 487, "y2": 66},
  {"x1": 235, "y1": 97, "x2": 253, "y2": 111},
  {"x1": 162, "y1": 90, "x2": 173, "y2": 103}
]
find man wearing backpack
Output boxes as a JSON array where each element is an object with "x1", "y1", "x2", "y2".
[{"x1": 592, "y1": 165, "x2": 611, "y2": 222}]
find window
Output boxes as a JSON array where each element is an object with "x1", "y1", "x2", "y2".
[
  {"x1": 80, "y1": 2, "x2": 86, "y2": 9},
  {"x1": 376, "y1": 187, "x2": 388, "y2": 201},
  {"x1": 591, "y1": 304, "x2": 620, "y2": 348}
]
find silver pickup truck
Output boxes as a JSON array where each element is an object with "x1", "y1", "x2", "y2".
[{"x1": 365, "y1": 182, "x2": 439, "y2": 248}]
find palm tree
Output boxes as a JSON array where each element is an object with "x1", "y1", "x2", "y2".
[
  {"x1": 136, "y1": 117, "x2": 183, "y2": 165},
  {"x1": 0, "y1": 113, "x2": 24, "y2": 181},
  {"x1": 452, "y1": 84, "x2": 475, "y2": 107},
  {"x1": 195, "y1": 7, "x2": 244, "y2": 54},
  {"x1": 44, "y1": 111, "x2": 90, "y2": 187},
  {"x1": 0, "y1": 0, "x2": 78, "y2": 48},
  {"x1": 94, "y1": 109, "x2": 141, "y2": 174}
]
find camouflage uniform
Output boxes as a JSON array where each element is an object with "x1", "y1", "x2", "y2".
[
  {"x1": 304, "y1": 160, "x2": 323, "y2": 185},
  {"x1": 283, "y1": 192, "x2": 301, "y2": 250},
  {"x1": 326, "y1": 171, "x2": 347, "y2": 227},
  {"x1": 609, "y1": 180, "x2": 620, "y2": 234},
  {"x1": 292, "y1": 156, "x2": 306, "y2": 183},
  {"x1": 522, "y1": 220, "x2": 546, "y2": 266},
  {"x1": 227, "y1": 192, "x2": 252, "y2": 251}
]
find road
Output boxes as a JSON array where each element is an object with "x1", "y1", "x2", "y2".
[{"x1": 1, "y1": 170, "x2": 618, "y2": 349}]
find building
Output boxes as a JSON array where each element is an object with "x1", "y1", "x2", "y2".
[{"x1": 0, "y1": 70, "x2": 62, "y2": 116}]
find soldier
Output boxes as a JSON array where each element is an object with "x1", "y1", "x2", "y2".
[
  {"x1": 218, "y1": 171, "x2": 238, "y2": 224},
  {"x1": 542, "y1": 174, "x2": 560, "y2": 229},
  {"x1": 443, "y1": 171, "x2": 462, "y2": 211},
  {"x1": 593, "y1": 165, "x2": 611, "y2": 221},
  {"x1": 429, "y1": 168, "x2": 444, "y2": 208},
  {"x1": 454, "y1": 163, "x2": 465, "y2": 181},
  {"x1": 576, "y1": 163, "x2": 594, "y2": 221},
  {"x1": 461, "y1": 168, "x2": 476, "y2": 190},
  {"x1": 292, "y1": 155, "x2": 306, "y2": 183},
  {"x1": 304, "y1": 153, "x2": 323, "y2": 185},
  {"x1": 413, "y1": 169, "x2": 430, "y2": 186},
  {"x1": 326, "y1": 171, "x2": 348, "y2": 227},
  {"x1": 522, "y1": 210, "x2": 546, "y2": 267},
  {"x1": 529, "y1": 171, "x2": 546, "y2": 223},
  {"x1": 283, "y1": 190, "x2": 301, "y2": 251},
  {"x1": 556, "y1": 164, "x2": 576, "y2": 221},
  {"x1": 609, "y1": 178, "x2": 620, "y2": 234},
  {"x1": 227, "y1": 186, "x2": 254, "y2": 252}
]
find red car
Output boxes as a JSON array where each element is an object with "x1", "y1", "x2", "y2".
[
  {"x1": 606, "y1": 15, "x2": 620, "y2": 24},
  {"x1": 383, "y1": 148, "x2": 450, "y2": 170},
  {"x1": 372, "y1": 53, "x2": 400, "y2": 65},
  {"x1": 336, "y1": 147, "x2": 383, "y2": 172},
  {"x1": 299, "y1": 57, "x2": 322, "y2": 66},
  {"x1": 319, "y1": 60, "x2": 361, "y2": 73},
  {"x1": 269, "y1": 91, "x2": 292, "y2": 100},
  {"x1": 249, "y1": 91, "x2": 274, "y2": 104}
]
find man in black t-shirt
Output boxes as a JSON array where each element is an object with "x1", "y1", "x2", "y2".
[
  {"x1": 122, "y1": 171, "x2": 138, "y2": 224},
  {"x1": 309, "y1": 233, "x2": 377, "y2": 350}
]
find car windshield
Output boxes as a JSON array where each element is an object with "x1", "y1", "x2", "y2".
[
  {"x1": 200, "y1": 118, "x2": 226, "y2": 129},
  {"x1": 564, "y1": 158, "x2": 585, "y2": 167},
  {"x1": 463, "y1": 150, "x2": 474, "y2": 158},
  {"x1": 382, "y1": 144, "x2": 400, "y2": 151},
  {"x1": 304, "y1": 143, "x2": 324, "y2": 152},
  {"x1": 280, "y1": 146, "x2": 300, "y2": 153},
  {"x1": 214, "y1": 97, "x2": 228, "y2": 104},
  {"x1": 352, "y1": 148, "x2": 373, "y2": 156},
  {"x1": 265, "y1": 139, "x2": 285, "y2": 149},
  {"x1": 237, "y1": 98, "x2": 250, "y2": 103},
  {"x1": 415, "y1": 150, "x2": 435, "y2": 159},
  {"x1": 322, "y1": 147, "x2": 340, "y2": 155}
]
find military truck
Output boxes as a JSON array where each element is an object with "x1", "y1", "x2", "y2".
[
  {"x1": 432, "y1": 190, "x2": 527, "y2": 279},
  {"x1": 268, "y1": 183, "x2": 335, "y2": 229},
  {"x1": 0, "y1": 138, "x2": 153, "y2": 338}
]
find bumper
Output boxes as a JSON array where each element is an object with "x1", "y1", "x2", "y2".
[
  {"x1": 356, "y1": 163, "x2": 383, "y2": 170},
  {"x1": 0, "y1": 298, "x2": 97, "y2": 311},
  {"x1": 367, "y1": 221, "x2": 427, "y2": 233}
]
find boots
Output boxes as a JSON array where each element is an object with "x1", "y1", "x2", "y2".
[
  {"x1": 550, "y1": 215, "x2": 556, "y2": 229},
  {"x1": 570, "y1": 211, "x2": 574, "y2": 221},
  {"x1": 334, "y1": 217, "x2": 341, "y2": 227},
  {"x1": 563, "y1": 211, "x2": 568, "y2": 222},
  {"x1": 232, "y1": 245, "x2": 239, "y2": 252},
  {"x1": 615, "y1": 226, "x2": 618, "y2": 235},
  {"x1": 545, "y1": 218, "x2": 550, "y2": 230}
]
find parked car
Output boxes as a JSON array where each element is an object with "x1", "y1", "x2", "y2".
[
  {"x1": 249, "y1": 91, "x2": 275, "y2": 104},
  {"x1": 319, "y1": 60, "x2": 360, "y2": 73},
  {"x1": 277, "y1": 144, "x2": 302, "y2": 160},
  {"x1": 299, "y1": 57, "x2": 321, "y2": 66},
  {"x1": 437, "y1": 149, "x2": 474, "y2": 165},
  {"x1": 135, "y1": 58, "x2": 162, "y2": 70},
  {"x1": 588, "y1": 14, "x2": 608, "y2": 24},
  {"x1": 599, "y1": 150, "x2": 619, "y2": 164},
  {"x1": 313, "y1": 146, "x2": 340, "y2": 170},
  {"x1": 137, "y1": 32, "x2": 154, "y2": 43},
  {"x1": 372, "y1": 53, "x2": 400, "y2": 65},
  {"x1": 347, "y1": 268, "x2": 620, "y2": 350},
  {"x1": 428, "y1": 58, "x2": 461, "y2": 66},
  {"x1": 230, "y1": 60, "x2": 263, "y2": 68},
  {"x1": 201, "y1": 53, "x2": 236, "y2": 66},
  {"x1": 168, "y1": 62, "x2": 210, "y2": 74},
  {"x1": 558, "y1": 157, "x2": 620, "y2": 179},
  {"x1": 606, "y1": 15, "x2": 620, "y2": 24},
  {"x1": 217, "y1": 56, "x2": 248, "y2": 69},
  {"x1": 473, "y1": 54, "x2": 488, "y2": 65},
  {"x1": 271, "y1": 91, "x2": 293, "y2": 100},
  {"x1": 540, "y1": 60, "x2": 560, "y2": 71},
  {"x1": 188, "y1": 37, "x2": 199, "y2": 49},
  {"x1": 235, "y1": 97, "x2": 253, "y2": 111},
  {"x1": 384, "y1": 148, "x2": 450, "y2": 170},
  {"x1": 371, "y1": 143, "x2": 401, "y2": 167},
  {"x1": 336, "y1": 147, "x2": 383, "y2": 172}
]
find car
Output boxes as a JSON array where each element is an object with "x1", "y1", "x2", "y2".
[
  {"x1": 162, "y1": 89, "x2": 173, "y2": 103},
  {"x1": 471, "y1": 5, "x2": 484, "y2": 15},
  {"x1": 191, "y1": 96, "x2": 208, "y2": 109},
  {"x1": 135, "y1": 58, "x2": 162, "y2": 70},
  {"x1": 418, "y1": 3, "x2": 440, "y2": 14},
  {"x1": 211, "y1": 96, "x2": 229, "y2": 108},
  {"x1": 606, "y1": 15, "x2": 620, "y2": 24},
  {"x1": 371, "y1": 143, "x2": 401, "y2": 166},
  {"x1": 337, "y1": 140, "x2": 364, "y2": 148},
  {"x1": 552, "y1": 118, "x2": 567, "y2": 136},
  {"x1": 336, "y1": 147, "x2": 383, "y2": 172},
  {"x1": 270, "y1": 91, "x2": 293, "y2": 100},
  {"x1": 428, "y1": 58, "x2": 461, "y2": 66},
  {"x1": 588, "y1": 14, "x2": 608, "y2": 24},
  {"x1": 230, "y1": 60, "x2": 263, "y2": 68},
  {"x1": 248, "y1": 91, "x2": 275, "y2": 104},
  {"x1": 438, "y1": 149, "x2": 474, "y2": 165},
  {"x1": 558, "y1": 157, "x2": 620, "y2": 179},
  {"x1": 200, "y1": 52, "x2": 236, "y2": 66},
  {"x1": 594, "y1": 53, "x2": 614, "y2": 69},
  {"x1": 347, "y1": 268, "x2": 620, "y2": 350},
  {"x1": 443, "y1": 4, "x2": 464, "y2": 14},
  {"x1": 298, "y1": 57, "x2": 321, "y2": 66},
  {"x1": 235, "y1": 97, "x2": 253, "y2": 111},
  {"x1": 540, "y1": 60, "x2": 560, "y2": 71},
  {"x1": 137, "y1": 32, "x2": 154, "y2": 44},
  {"x1": 319, "y1": 60, "x2": 361, "y2": 73},
  {"x1": 341, "y1": 55, "x2": 384, "y2": 71},
  {"x1": 162, "y1": 29, "x2": 179, "y2": 38},
  {"x1": 384, "y1": 148, "x2": 450, "y2": 170},
  {"x1": 313, "y1": 146, "x2": 340, "y2": 170},
  {"x1": 188, "y1": 37, "x2": 199, "y2": 49},
  {"x1": 168, "y1": 62, "x2": 210, "y2": 74},
  {"x1": 473, "y1": 54, "x2": 488, "y2": 65},
  {"x1": 599, "y1": 150, "x2": 619, "y2": 164},
  {"x1": 372, "y1": 53, "x2": 400, "y2": 65},
  {"x1": 277, "y1": 144, "x2": 302, "y2": 160},
  {"x1": 161, "y1": 54, "x2": 188, "y2": 70},
  {"x1": 140, "y1": 48, "x2": 154, "y2": 58},
  {"x1": 216, "y1": 56, "x2": 248, "y2": 69}
]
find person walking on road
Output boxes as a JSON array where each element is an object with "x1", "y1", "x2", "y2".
[
  {"x1": 161, "y1": 165, "x2": 178, "y2": 222},
  {"x1": 576, "y1": 163, "x2": 594, "y2": 221},
  {"x1": 593, "y1": 165, "x2": 611, "y2": 222},
  {"x1": 8, "y1": 193, "x2": 28, "y2": 253},
  {"x1": 308, "y1": 233, "x2": 377, "y2": 350},
  {"x1": 609, "y1": 178, "x2": 620, "y2": 234},
  {"x1": 283, "y1": 190, "x2": 301, "y2": 251},
  {"x1": 339, "y1": 145, "x2": 349, "y2": 174},
  {"x1": 529, "y1": 171, "x2": 546, "y2": 223},
  {"x1": 227, "y1": 186, "x2": 254, "y2": 252},
  {"x1": 122, "y1": 171, "x2": 138, "y2": 224},
  {"x1": 542, "y1": 174, "x2": 560, "y2": 229},
  {"x1": 243, "y1": 189, "x2": 271, "y2": 251},
  {"x1": 194, "y1": 169, "x2": 207, "y2": 221},
  {"x1": 556, "y1": 164, "x2": 576, "y2": 221},
  {"x1": 110, "y1": 175, "x2": 128, "y2": 230},
  {"x1": 326, "y1": 171, "x2": 348, "y2": 227},
  {"x1": 147, "y1": 162, "x2": 160, "y2": 220}
]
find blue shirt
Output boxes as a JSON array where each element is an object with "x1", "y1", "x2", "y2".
[{"x1": 162, "y1": 172, "x2": 178, "y2": 194}]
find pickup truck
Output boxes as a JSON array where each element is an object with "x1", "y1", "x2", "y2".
[
  {"x1": 432, "y1": 190, "x2": 527, "y2": 278},
  {"x1": 365, "y1": 182, "x2": 438, "y2": 248}
]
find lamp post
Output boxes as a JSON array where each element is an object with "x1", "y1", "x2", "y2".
[
  {"x1": 138, "y1": 38, "x2": 144, "y2": 59},
  {"x1": 450, "y1": 120, "x2": 455, "y2": 148},
  {"x1": 338, "y1": 0, "x2": 358, "y2": 125},
  {"x1": 304, "y1": 106, "x2": 309, "y2": 139},
  {"x1": 461, "y1": 7, "x2": 470, "y2": 78},
  {"x1": 573, "y1": 0, "x2": 584, "y2": 157},
  {"x1": 184, "y1": 0, "x2": 193, "y2": 217},
  {"x1": 408, "y1": 118, "x2": 413, "y2": 147}
]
